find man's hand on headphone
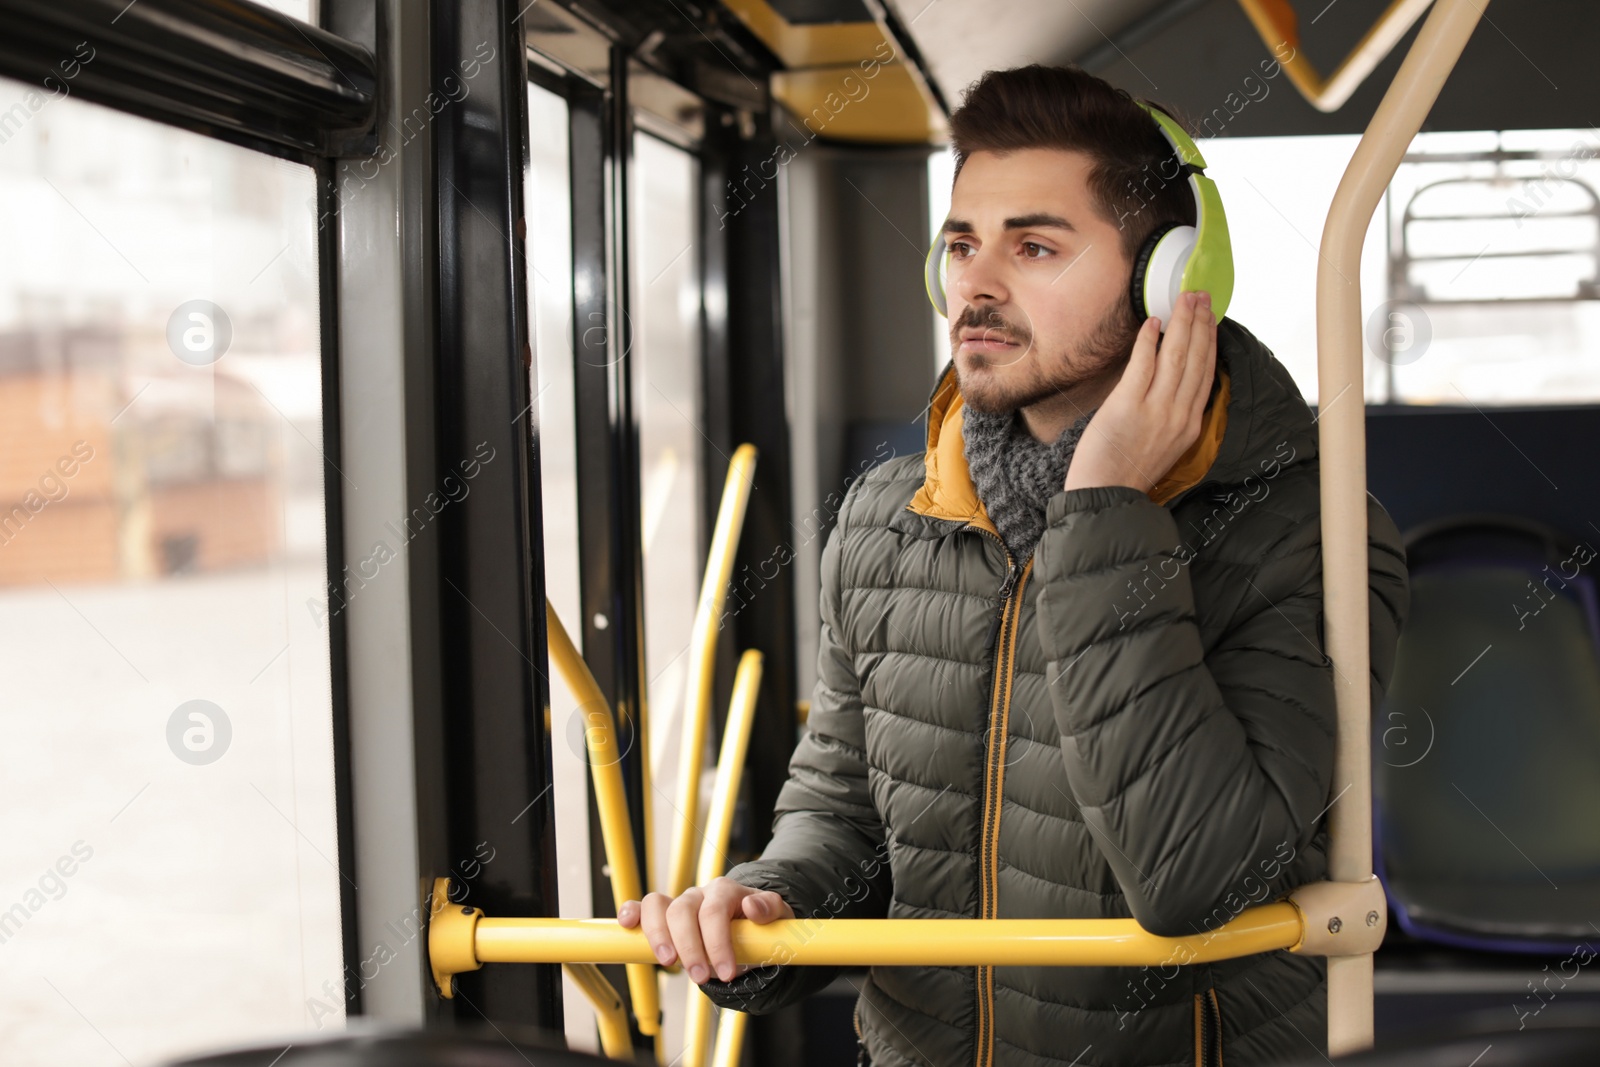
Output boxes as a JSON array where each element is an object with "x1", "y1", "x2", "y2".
[{"x1": 1064, "y1": 288, "x2": 1217, "y2": 495}]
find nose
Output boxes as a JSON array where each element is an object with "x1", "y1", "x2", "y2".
[{"x1": 952, "y1": 243, "x2": 1009, "y2": 311}]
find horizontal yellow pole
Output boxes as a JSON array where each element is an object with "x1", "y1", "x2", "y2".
[
  {"x1": 475, "y1": 906, "x2": 1303, "y2": 969},
  {"x1": 544, "y1": 600, "x2": 661, "y2": 1037}
]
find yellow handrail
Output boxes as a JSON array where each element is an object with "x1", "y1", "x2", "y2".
[
  {"x1": 683, "y1": 651, "x2": 764, "y2": 1067},
  {"x1": 561, "y1": 963, "x2": 634, "y2": 1061},
  {"x1": 433, "y1": 905, "x2": 1304, "y2": 975},
  {"x1": 667, "y1": 444, "x2": 759, "y2": 897},
  {"x1": 543, "y1": 599, "x2": 662, "y2": 1038},
  {"x1": 1235, "y1": 0, "x2": 1435, "y2": 113},
  {"x1": 1312, "y1": 0, "x2": 1484, "y2": 1053}
]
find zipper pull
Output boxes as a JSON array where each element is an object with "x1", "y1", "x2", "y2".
[{"x1": 998, "y1": 562, "x2": 1020, "y2": 601}]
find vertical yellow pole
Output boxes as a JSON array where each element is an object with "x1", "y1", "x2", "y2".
[
  {"x1": 710, "y1": 1007, "x2": 750, "y2": 1067},
  {"x1": 668, "y1": 445, "x2": 759, "y2": 897},
  {"x1": 1315, "y1": 0, "x2": 1483, "y2": 1054},
  {"x1": 681, "y1": 651, "x2": 764, "y2": 1067}
]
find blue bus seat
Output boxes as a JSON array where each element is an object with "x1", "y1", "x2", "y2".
[{"x1": 1373, "y1": 514, "x2": 1600, "y2": 953}]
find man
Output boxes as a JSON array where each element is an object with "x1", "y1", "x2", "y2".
[{"x1": 619, "y1": 64, "x2": 1410, "y2": 1066}]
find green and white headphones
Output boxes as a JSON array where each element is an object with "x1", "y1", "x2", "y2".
[{"x1": 924, "y1": 100, "x2": 1234, "y2": 327}]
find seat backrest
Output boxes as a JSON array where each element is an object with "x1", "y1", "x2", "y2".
[{"x1": 1375, "y1": 514, "x2": 1600, "y2": 884}]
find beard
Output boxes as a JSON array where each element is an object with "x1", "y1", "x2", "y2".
[{"x1": 952, "y1": 294, "x2": 1141, "y2": 415}]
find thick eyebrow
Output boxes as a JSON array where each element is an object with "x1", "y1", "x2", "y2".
[
  {"x1": 1003, "y1": 212, "x2": 1075, "y2": 232},
  {"x1": 942, "y1": 213, "x2": 1076, "y2": 235}
]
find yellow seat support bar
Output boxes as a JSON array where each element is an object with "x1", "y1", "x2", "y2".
[
  {"x1": 543, "y1": 601, "x2": 661, "y2": 1038},
  {"x1": 561, "y1": 963, "x2": 634, "y2": 1061}
]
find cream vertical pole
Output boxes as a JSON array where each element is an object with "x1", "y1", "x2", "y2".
[{"x1": 1315, "y1": 0, "x2": 1484, "y2": 1054}]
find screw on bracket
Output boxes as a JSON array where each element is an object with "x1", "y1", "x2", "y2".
[
  {"x1": 1366, "y1": 910, "x2": 1380, "y2": 927},
  {"x1": 1327, "y1": 916, "x2": 1343, "y2": 934}
]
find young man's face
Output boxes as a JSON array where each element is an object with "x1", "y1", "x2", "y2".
[{"x1": 943, "y1": 147, "x2": 1142, "y2": 414}]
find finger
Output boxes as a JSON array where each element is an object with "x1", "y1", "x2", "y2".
[
  {"x1": 617, "y1": 899, "x2": 641, "y2": 929},
  {"x1": 1149, "y1": 290, "x2": 1199, "y2": 404},
  {"x1": 1176, "y1": 297, "x2": 1216, "y2": 415},
  {"x1": 700, "y1": 882, "x2": 743, "y2": 982},
  {"x1": 638, "y1": 892, "x2": 676, "y2": 966},
  {"x1": 667, "y1": 890, "x2": 713, "y2": 984},
  {"x1": 728, "y1": 892, "x2": 788, "y2": 977},
  {"x1": 1121, "y1": 314, "x2": 1161, "y2": 396},
  {"x1": 743, "y1": 891, "x2": 793, "y2": 924}
]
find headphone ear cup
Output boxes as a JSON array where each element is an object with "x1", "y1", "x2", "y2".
[
  {"x1": 925, "y1": 235, "x2": 948, "y2": 317},
  {"x1": 1128, "y1": 222, "x2": 1178, "y2": 323}
]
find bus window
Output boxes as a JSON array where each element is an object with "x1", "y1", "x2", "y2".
[
  {"x1": 1178, "y1": 134, "x2": 1389, "y2": 406},
  {"x1": 524, "y1": 78, "x2": 593, "y2": 1054},
  {"x1": 630, "y1": 130, "x2": 704, "y2": 1053},
  {"x1": 0, "y1": 81, "x2": 340, "y2": 1063},
  {"x1": 1380, "y1": 127, "x2": 1600, "y2": 405}
]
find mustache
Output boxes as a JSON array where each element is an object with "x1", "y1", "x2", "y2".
[{"x1": 950, "y1": 303, "x2": 1032, "y2": 347}]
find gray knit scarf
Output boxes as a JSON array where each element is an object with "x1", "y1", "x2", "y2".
[{"x1": 962, "y1": 405, "x2": 1098, "y2": 564}]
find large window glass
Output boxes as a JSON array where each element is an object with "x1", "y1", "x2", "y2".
[
  {"x1": 0, "y1": 81, "x2": 340, "y2": 1064},
  {"x1": 631, "y1": 130, "x2": 703, "y2": 882},
  {"x1": 1376, "y1": 128, "x2": 1600, "y2": 405},
  {"x1": 631, "y1": 129, "x2": 704, "y2": 1057},
  {"x1": 524, "y1": 79, "x2": 594, "y2": 1053}
]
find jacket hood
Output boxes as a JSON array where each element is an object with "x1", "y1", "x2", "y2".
[{"x1": 908, "y1": 317, "x2": 1315, "y2": 531}]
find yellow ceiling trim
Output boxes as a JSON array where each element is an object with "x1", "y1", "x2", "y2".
[
  {"x1": 772, "y1": 63, "x2": 938, "y2": 144},
  {"x1": 720, "y1": 0, "x2": 887, "y2": 68}
]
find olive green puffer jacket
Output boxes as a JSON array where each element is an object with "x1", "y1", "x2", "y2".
[{"x1": 702, "y1": 318, "x2": 1410, "y2": 1067}]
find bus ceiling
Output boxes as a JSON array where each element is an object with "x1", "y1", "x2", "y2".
[{"x1": 713, "y1": 0, "x2": 1592, "y2": 143}]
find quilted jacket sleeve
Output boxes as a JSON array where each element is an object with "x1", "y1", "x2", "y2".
[
  {"x1": 699, "y1": 499, "x2": 894, "y2": 1014},
  {"x1": 1033, "y1": 478, "x2": 1410, "y2": 938}
]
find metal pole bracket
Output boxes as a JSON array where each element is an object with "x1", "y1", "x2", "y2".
[
  {"x1": 1288, "y1": 877, "x2": 1387, "y2": 956},
  {"x1": 428, "y1": 877, "x2": 484, "y2": 999}
]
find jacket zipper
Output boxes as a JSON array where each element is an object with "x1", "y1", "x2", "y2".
[
  {"x1": 976, "y1": 537, "x2": 1030, "y2": 1067},
  {"x1": 1196, "y1": 988, "x2": 1223, "y2": 1067}
]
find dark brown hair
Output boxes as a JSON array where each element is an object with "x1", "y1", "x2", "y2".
[{"x1": 947, "y1": 64, "x2": 1195, "y2": 268}]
